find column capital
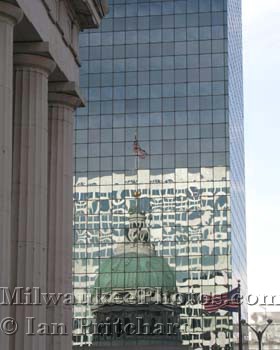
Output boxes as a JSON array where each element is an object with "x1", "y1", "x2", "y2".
[
  {"x1": 49, "y1": 81, "x2": 85, "y2": 109},
  {"x1": 48, "y1": 92, "x2": 82, "y2": 110},
  {"x1": 14, "y1": 54, "x2": 56, "y2": 77},
  {"x1": 0, "y1": 1, "x2": 23, "y2": 25}
]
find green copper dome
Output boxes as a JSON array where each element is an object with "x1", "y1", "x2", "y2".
[
  {"x1": 93, "y1": 208, "x2": 176, "y2": 294},
  {"x1": 95, "y1": 255, "x2": 176, "y2": 291}
]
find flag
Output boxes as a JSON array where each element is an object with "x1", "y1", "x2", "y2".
[
  {"x1": 203, "y1": 287, "x2": 240, "y2": 313},
  {"x1": 133, "y1": 136, "x2": 147, "y2": 159}
]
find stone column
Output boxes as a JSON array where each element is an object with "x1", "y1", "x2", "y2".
[
  {"x1": 47, "y1": 91, "x2": 81, "y2": 350},
  {"x1": 12, "y1": 53, "x2": 55, "y2": 350},
  {"x1": 0, "y1": 2, "x2": 22, "y2": 350}
]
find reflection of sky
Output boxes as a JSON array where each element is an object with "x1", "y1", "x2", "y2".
[{"x1": 244, "y1": 0, "x2": 280, "y2": 313}]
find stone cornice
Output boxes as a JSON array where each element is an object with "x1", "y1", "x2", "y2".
[
  {"x1": 68, "y1": 0, "x2": 109, "y2": 29},
  {"x1": 42, "y1": 0, "x2": 108, "y2": 30},
  {"x1": 38, "y1": 0, "x2": 108, "y2": 65}
]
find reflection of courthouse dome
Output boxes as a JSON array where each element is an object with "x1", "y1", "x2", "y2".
[
  {"x1": 96, "y1": 256, "x2": 176, "y2": 291},
  {"x1": 91, "y1": 207, "x2": 181, "y2": 347},
  {"x1": 127, "y1": 209, "x2": 149, "y2": 243},
  {"x1": 95, "y1": 208, "x2": 176, "y2": 291}
]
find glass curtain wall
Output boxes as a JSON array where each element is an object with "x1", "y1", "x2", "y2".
[{"x1": 73, "y1": 1, "x2": 246, "y2": 349}]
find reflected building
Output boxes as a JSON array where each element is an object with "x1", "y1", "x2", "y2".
[{"x1": 73, "y1": 0, "x2": 247, "y2": 349}]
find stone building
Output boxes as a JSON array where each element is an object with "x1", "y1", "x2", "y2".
[{"x1": 0, "y1": 1, "x2": 107, "y2": 350}]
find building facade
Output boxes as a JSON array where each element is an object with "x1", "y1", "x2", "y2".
[{"x1": 73, "y1": 0, "x2": 247, "y2": 349}]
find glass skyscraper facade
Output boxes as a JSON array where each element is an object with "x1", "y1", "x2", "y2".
[{"x1": 73, "y1": 0, "x2": 247, "y2": 349}]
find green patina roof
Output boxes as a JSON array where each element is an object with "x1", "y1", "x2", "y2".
[{"x1": 95, "y1": 256, "x2": 176, "y2": 291}]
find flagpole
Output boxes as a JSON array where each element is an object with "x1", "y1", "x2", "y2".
[
  {"x1": 134, "y1": 131, "x2": 137, "y2": 176},
  {"x1": 238, "y1": 279, "x2": 243, "y2": 350},
  {"x1": 133, "y1": 131, "x2": 140, "y2": 212},
  {"x1": 133, "y1": 132, "x2": 147, "y2": 204}
]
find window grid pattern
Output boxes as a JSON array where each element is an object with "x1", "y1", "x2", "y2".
[{"x1": 73, "y1": 1, "x2": 245, "y2": 349}]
